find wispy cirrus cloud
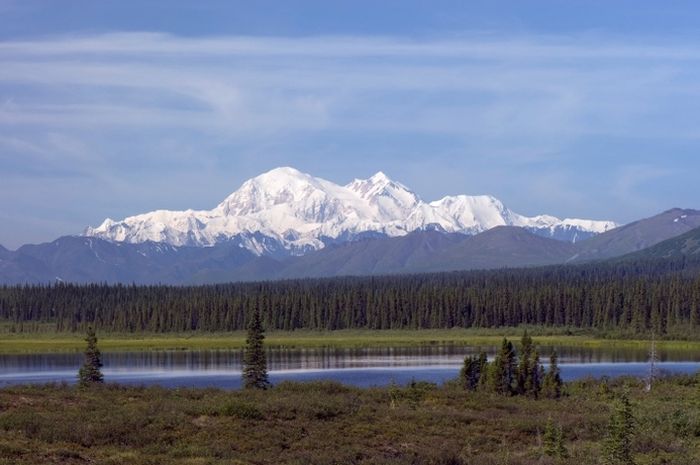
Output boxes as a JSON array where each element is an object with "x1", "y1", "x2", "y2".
[
  {"x1": 4, "y1": 32, "x2": 700, "y2": 60},
  {"x1": 1, "y1": 32, "x2": 699, "y2": 247},
  {"x1": 1, "y1": 32, "x2": 697, "y2": 141}
]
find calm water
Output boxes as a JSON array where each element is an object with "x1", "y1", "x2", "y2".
[{"x1": 0, "y1": 345, "x2": 698, "y2": 389}]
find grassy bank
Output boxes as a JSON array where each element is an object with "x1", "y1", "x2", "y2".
[
  {"x1": 0, "y1": 376, "x2": 698, "y2": 464},
  {"x1": 1, "y1": 328, "x2": 700, "y2": 353}
]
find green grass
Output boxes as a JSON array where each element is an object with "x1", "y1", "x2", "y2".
[
  {"x1": 0, "y1": 376, "x2": 698, "y2": 464},
  {"x1": 2, "y1": 328, "x2": 700, "y2": 353}
]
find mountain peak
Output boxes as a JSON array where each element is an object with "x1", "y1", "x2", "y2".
[
  {"x1": 426, "y1": 194, "x2": 511, "y2": 233},
  {"x1": 260, "y1": 166, "x2": 305, "y2": 177},
  {"x1": 218, "y1": 166, "x2": 344, "y2": 218},
  {"x1": 433, "y1": 194, "x2": 504, "y2": 208},
  {"x1": 369, "y1": 171, "x2": 391, "y2": 183},
  {"x1": 248, "y1": 166, "x2": 313, "y2": 187},
  {"x1": 347, "y1": 171, "x2": 412, "y2": 193},
  {"x1": 346, "y1": 172, "x2": 420, "y2": 220}
]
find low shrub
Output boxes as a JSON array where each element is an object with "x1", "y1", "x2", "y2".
[{"x1": 219, "y1": 400, "x2": 264, "y2": 420}]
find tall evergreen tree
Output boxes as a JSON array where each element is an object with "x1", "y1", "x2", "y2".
[
  {"x1": 477, "y1": 352, "x2": 490, "y2": 390},
  {"x1": 78, "y1": 326, "x2": 104, "y2": 387},
  {"x1": 542, "y1": 351, "x2": 563, "y2": 399},
  {"x1": 602, "y1": 393, "x2": 636, "y2": 465},
  {"x1": 460, "y1": 355, "x2": 484, "y2": 391},
  {"x1": 691, "y1": 300, "x2": 700, "y2": 328},
  {"x1": 517, "y1": 330, "x2": 534, "y2": 395},
  {"x1": 242, "y1": 310, "x2": 270, "y2": 390},
  {"x1": 490, "y1": 338, "x2": 517, "y2": 395},
  {"x1": 460, "y1": 356, "x2": 475, "y2": 391},
  {"x1": 530, "y1": 349, "x2": 543, "y2": 398}
]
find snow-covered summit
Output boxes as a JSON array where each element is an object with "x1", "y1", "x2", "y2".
[
  {"x1": 85, "y1": 167, "x2": 618, "y2": 255},
  {"x1": 346, "y1": 171, "x2": 420, "y2": 220},
  {"x1": 426, "y1": 195, "x2": 516, "y2": 233}
]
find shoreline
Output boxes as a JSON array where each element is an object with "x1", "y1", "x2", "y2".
[{"x1": 1, "y1": 328, "x2": 699, "y2": 353}]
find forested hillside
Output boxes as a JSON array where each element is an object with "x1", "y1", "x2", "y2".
[{"x1": 1, "y1": 255, "x2": 699, "y2": 336}]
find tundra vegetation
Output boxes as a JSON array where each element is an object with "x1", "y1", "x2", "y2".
[
  {"x1": 0, "y1": 375, "x2": 698, "y2": 465},
  {"x1": 3, "y1": 328, "x2": 700, "y2": 354}
]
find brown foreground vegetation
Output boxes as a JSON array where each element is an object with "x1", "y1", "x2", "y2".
[{"x1": 0, "y1": 375, "x2": 698, "y2": 465}]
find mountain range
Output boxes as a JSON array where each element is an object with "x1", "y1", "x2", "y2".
[
  {"x1": 1, "y1": 167, "x2": 699, "y2": 284},
  {"x1": 84, "y1": 167, "x2": 616, "y2": 255}
]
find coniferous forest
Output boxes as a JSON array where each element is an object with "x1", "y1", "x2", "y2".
[{"x1": 1, "y1": 256, "x2": 699, "y2": 336}]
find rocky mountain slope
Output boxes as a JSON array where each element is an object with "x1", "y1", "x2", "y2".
[{"x1": 567, "y1": 208, "x2": 700, "y2": 262}]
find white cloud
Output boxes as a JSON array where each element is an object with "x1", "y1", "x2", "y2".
[
  {"x1": 0, "y1": 32, "x2": 697, "y2": 245},
  {"x1": 0, "y1": 33, "x2": 697, "y2": 143},
  {"x1": 3, "y1": 32, "x2": 700, "y2": 61}
]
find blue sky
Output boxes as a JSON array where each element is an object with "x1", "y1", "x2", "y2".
[{"x1": 1, "y1": 0, "x2": 699, "y2": 248}]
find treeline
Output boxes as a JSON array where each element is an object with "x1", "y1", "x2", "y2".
[{"x1": 0, "y1": 258, "x2": 699, "y2": 334}]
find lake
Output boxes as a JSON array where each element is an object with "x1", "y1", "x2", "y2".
[{"x1": 1, "y1": 345, "x2": 698, "y2": 389}]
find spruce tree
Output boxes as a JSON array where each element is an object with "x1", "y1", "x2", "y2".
[
  {"x1": 530, "y1": 349, "x2": 543, "y2": 398},
  {"x1": 602, "y1": 393, "x2": 635, "y2": 465},
  {"x1": 543, "y1": 416, "x2": 569, "y2": 460},
  {"x1": 477, "y1": 352, "x2": 490, "y2": 390},
  {"x1": 242, "y1": 310, "x2": 270, "y2": 390},
  {"x1": 543, "y1": 416, "x2": 556, "y2": 457},
  {"x1": 78, "y1": 326, "x2": 104, "y2": 387},
  {"x1": 490, "y1": 338, "x2": 516, "y2": 395},
  {"x1": 554, "y1": 425, "x2": 568, "y2": 459},
  {"x1": 460, "y1": 355, "x2": 483, "y2": 391},
  {"x1": 517, "y1": 330, "x2": 533, "y2": 395},
  {"x1": 691, "y1": 302, "x2": 700, "y2": 328},
  {"x1": 460, "y1": 356, "x2": 475, "y2": 391},
  {"x1": 542, "y1": 351, "x2": 563, "y2": 399}
]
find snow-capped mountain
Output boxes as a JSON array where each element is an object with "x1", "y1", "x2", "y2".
[
  {"x1": 346, "y1": 172, "x2": 421, "y2": 220},
  {"x1": 85, "y1": 167, "x2": 617, "y2": 255}
]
